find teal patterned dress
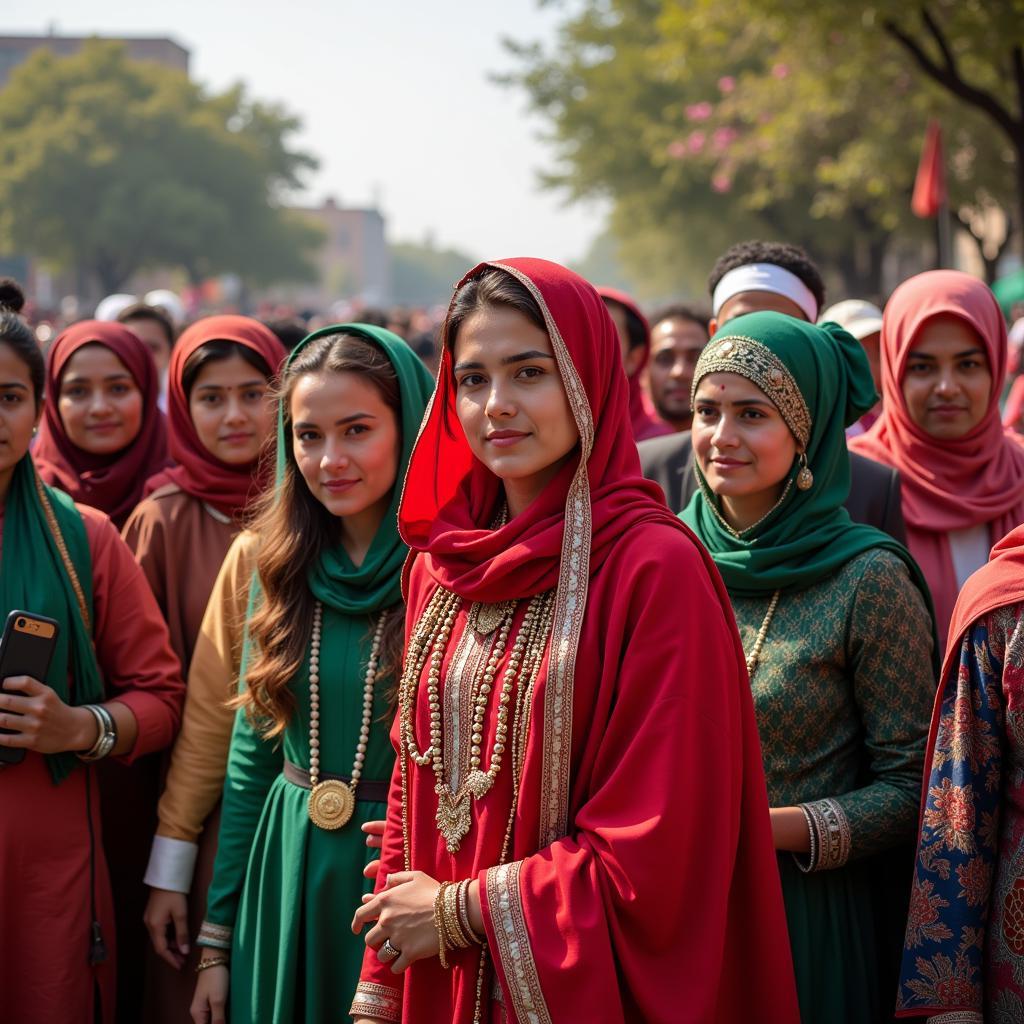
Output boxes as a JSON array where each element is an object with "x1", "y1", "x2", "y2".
[{"x1": 732, "y1": 548, "x2": 935, "y2": 1022}]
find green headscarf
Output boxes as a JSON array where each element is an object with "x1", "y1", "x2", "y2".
[
  {"x1": 285, "y1": 324, "x2": 435, "y2": 615},
  {"x1": 1, "y1": 456, "x2": 104, "y2": 782},
  {"x1": 681, "y1": 312, "x2": 934, "y2": 626}
]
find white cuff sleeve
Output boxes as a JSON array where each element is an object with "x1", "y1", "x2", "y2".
[{"x1": 144, "y1": 835, "x2": 199, "y2": 893}]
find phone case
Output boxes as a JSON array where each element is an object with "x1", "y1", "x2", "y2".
[{"x1": 0, "y1": 610, "x2": 61, "y2": 765}]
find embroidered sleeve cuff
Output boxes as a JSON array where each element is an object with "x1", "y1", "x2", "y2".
[
  {"x1": 926, "y1": 1014, "x2": 984, "y2": 1023},
  {"x1": 196, "y1": 921, "x2": 233, "y2": 950},
  {"x1": 143, "y1": 834, "x2": 199, "y2": 893},
  {"x1": 350, "y1": 981, "x2": 402, "y2": 1021},
  {"x1": 794, "y1": 798, "x2": 852, "y2": 873}
]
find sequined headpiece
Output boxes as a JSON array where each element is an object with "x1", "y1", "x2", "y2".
[{"x1": 692, "y1": 334, "x2": 812, "y2": 447}]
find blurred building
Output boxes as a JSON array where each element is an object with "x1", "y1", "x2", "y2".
[
  {"x1": 0, "y1": 33, "x2": 188, "y2": 88},
  {"x1": 282, "y1": 197, "x2": 391, "y2": 310}
]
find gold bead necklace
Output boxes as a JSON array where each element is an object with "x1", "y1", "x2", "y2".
[{"x1": 307, "y1": 601, "x2": 386, "y2": 830}]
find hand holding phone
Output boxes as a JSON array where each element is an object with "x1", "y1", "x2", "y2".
[{"x1": 0, "y1": 611, "x2": 66, "y2": 763}]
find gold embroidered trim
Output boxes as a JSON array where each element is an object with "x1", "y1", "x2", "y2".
[
  {"x1": 798, "y1": 797, "x2": 852, "y2": 872},
  {"x1": 350, "y1": 981, "x2": 402, "y2": 1022},
  {"x1": 34, "y1": 471, "x2": 92, "y2": 633},
  {"x1": 486, "y1": 861, "x2": 552, "y2": 1024},
  {"x1": 491, "y1": 262, "x2": 590, "y2": 848},
  {"x1": 196, "y1": 921, "x2": 233, "y2": 950},
  {"x1": 925, "y1": 1014, "x2": 984, "y2": 1023},
  {"x1": 692, "y1": 334, "x2": 812, "y2": 447}
]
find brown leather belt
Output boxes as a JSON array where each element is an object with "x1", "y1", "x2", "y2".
[{"x1": 282, "y1": 761, "x2": 389, "y2": 804}]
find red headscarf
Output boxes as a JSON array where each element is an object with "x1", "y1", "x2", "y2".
[
  {"x1": 400, "y1": 260, "x2": 683, "y2": 604},
  {"x1": 851, "y1": 270, "x2": 1024, "y2": 639},
  {"x1": 596, "y1": 286, "x2": 671, "y2": 441},
  {"x1": 34, "y1": 320, "x2": 170, "y2": 529},
  {"x1": 143, "y1": 315, "x2": 286, "y2": 518}
]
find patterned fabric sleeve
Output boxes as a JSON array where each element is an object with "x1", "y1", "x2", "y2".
[
  {"x1": 895, "y1": 615, "x2": 1006, "y2": 1019},
  {"x1": 812, "y1": 550, "x2": 936, "y2": 867}
]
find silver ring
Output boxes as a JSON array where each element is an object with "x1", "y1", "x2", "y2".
[{"x1": 380, "y1": 938, "x2": 401, "y2": 963}]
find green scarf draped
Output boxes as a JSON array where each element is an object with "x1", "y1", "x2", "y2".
[
  {"x1": 1, "y1": 457, "x2": 104, "y2": 782},
  {"x1": 239, "y1": 324, "x2": 434, "y2": 695},
  {"x1": 681, "y1": 312, "x2": 935, "y2": 639}
]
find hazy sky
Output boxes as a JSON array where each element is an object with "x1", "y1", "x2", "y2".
[{"x1": 5, "y1": 0, "x2": 609, "y2": 264}]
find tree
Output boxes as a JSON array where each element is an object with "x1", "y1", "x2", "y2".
[
  {"x1": 503, "y1": 1, "x2": 1022, "y2": 296},
  {"x1": 391, "y1": 239, "x2": 479, "y2": 306},
  {"x1": 0, "y1": 40, "x2": 322, "y2": 294}
]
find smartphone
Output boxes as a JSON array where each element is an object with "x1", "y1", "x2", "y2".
[{"x1": 0, "y1": 610, "x2": 60, "y2": 765}]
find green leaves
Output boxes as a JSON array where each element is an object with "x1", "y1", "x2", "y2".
[{"x1": 0, "y1": 40, "x2": 320, "y2": 292}]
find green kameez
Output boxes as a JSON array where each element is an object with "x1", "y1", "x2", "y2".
[
  {"x1": 733, "y1": 549, "x2": 934, "y2": 1023},
  {"x1": 205, "y1": 610, "x2": 392, "y2": 1023},
  {"x1": 199, "y1": 323, "x2": 435, "y2": 1023}
]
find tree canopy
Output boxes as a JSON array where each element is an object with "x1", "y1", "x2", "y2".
[
  {"x1": 0, "y1": 40, "x2": 322, "y2": 294},
  {"x1": 504, "y1": 0, "x2": 1023, "y2": 299}
]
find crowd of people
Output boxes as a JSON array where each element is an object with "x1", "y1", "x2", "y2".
[{"x1": 2, "y1": 238, "x2": 1024, "y2": 1024}]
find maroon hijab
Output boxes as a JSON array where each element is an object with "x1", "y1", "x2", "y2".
[
  {"x1": 596, "y1": 286, "x2": 671, "y2": 441},
  {"x1": 143, "y1": 315, "x2": 286, "y2": 518},
  {"x1": 35, "y1": 320, "x2": 170, "y2": 528}
]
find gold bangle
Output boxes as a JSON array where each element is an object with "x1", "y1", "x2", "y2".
[
  {"x1": 433, "y1": 883, "x2": 449, "y2": 969},
  {"x1": 195, "y1": 956, "x2": 230, "y2": 974}
]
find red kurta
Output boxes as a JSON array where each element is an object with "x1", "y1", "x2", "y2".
[
  {"x1": 353, "y1": 257, "x2": 797, "y2": 1023},
  {"x1": 0, "y1": 505, "x2": 184, "y2": 1024}
]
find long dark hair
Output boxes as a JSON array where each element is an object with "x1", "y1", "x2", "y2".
[
  {"x1": 235, "y1": 332, "x2": 405, "y2": 737},
  {"x1": 0, "y1": 280, "x2": 43, "y2": 409}
]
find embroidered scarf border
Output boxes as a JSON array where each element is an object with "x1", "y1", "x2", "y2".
[
  {"x1": 492, "y1": 261, "x2": 592, "y2": 850},
  {"x1": 486, "y1": 861, "x2": 552, "y2": 1024}
]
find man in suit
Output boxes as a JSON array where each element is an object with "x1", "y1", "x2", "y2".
[{"x1": 639, "y1": 240, "x2": 907, "y2": 543}]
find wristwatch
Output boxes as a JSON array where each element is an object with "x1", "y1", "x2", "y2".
[{"x1": 77, "y1": 704, "x2": 117, "y2": 762}]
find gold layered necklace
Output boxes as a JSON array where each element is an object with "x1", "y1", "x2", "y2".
[
  {"x1": 399, "y1": 586, "x2": 555, "y2": 853},
  {"x1": 306, "y1": 601, "x2": 386, "y2": 830}
]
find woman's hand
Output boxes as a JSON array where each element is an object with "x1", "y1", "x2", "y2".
[
  {"x1": 351, "y1": 871, "x2": 441, "y2": 973},
  {"x1": 362, "y1": 819, "x2": 385, "y2": 880},
  {"x1": 145, "y1": 887, "x2": 191, "y2": 968},
  {"x1": 0, "y1": 675, "x2": 96, "y2": 753},
  {"x1": 191, "y1": 960, "x2": 229, "y2": 1024},
  {"x1": 770, "y1": 806, "x2": 811, "y2": 853}
]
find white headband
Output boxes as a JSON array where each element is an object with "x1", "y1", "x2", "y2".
[{"x1": 711, "y1": 263, "x2": 818, "y2": 322}]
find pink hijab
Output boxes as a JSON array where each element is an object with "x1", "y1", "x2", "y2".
[{"x1": 851, "y1": 270, "x2": 1024, "y2": 641}]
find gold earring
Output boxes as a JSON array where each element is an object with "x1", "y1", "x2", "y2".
[{"x1": 796, "y1": 452, "x2": 813, "y2": 491}]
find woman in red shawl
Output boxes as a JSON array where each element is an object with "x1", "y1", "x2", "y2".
[
  {"x1": 35, "y1": 320, "x2": 171, "y2": 529},
  {"x1": 897, "y1": 525, "x2": 1024, "y2": 1018},
  {"x1": 597, "y1": 286, "x2": 672, "y2": 441},
  {"x1": 350, "y1": 259, "x2": 798, "y2": 1023},
  {"x1": 851, "y1": 270, "x2": 1024, "y2": 647},
  {"x1": 119, "y1": 316, "x2": 285, "y2": 1023}
]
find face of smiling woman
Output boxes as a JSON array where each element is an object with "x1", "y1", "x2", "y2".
[
  {"x1": 452, "y1": 305, "x2": 580, "y2": 518},
  {"x1": 57, "y1": 343, "x2": 143, "y2": 455}
]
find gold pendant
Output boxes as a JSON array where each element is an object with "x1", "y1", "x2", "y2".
[
  {"x1": 464, "y1": 769, "x2": 493, "y2": 800},
  {"x1": 471, "y1": 601, "x2": 511, "y2": 636},
  {"x1": 308, "y1": 780, "x2": 355, "y2": 830},
  {"x1": 435, "y1": 785, "x2": 472, "y2": 853}
]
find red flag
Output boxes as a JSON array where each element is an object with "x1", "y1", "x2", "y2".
[{"x1": 912, "y1": 120, "x2": 947, "y2": 218}]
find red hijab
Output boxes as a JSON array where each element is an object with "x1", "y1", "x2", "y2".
[
  {"x1": 596, "y1": 286, "x2": 671, "y2": 441},
  {"x1": 400, "y1": 260, "x2": 683, "y2": 605},
  {"x1": 851, "y1": 270, "x2": 1024, "y2": 639},
  {"x1": 143, "y1": 315, "x2": 286, "y2": 518},
  {"x1": 35, "y1": 320, "x2": 170, "y2": 529}
]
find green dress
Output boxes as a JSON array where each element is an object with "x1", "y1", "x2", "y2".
[
  {"x1": 200, "y1": 322, "x2": 434, "y2": 1023},
  {"x1": 203, "y1": 609, "x2": 393, "y2": 1023},
  {"x1": 733, "y1": 548, "x2": 934, "y2": 1023}
]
